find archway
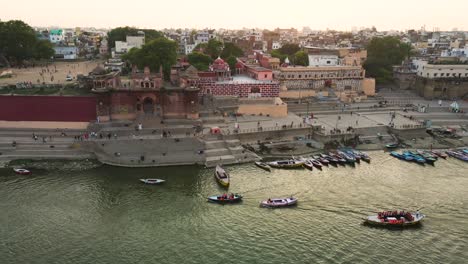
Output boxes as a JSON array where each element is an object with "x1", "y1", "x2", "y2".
[{"x1": 143, "y1": 97, "x2": 154, "y2": 114}]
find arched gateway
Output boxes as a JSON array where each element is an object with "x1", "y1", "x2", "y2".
[{"x1": 143, "y1": 97, "x2": 155, "y2": 114}]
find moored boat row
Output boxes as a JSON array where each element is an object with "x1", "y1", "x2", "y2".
[{"x1": 390, "y1": 148, "x2": 468, "y2": 164}]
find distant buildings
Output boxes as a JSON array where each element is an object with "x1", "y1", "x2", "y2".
[{"x1": 114, "y1": 34, "x2": 145, "y2": 56}]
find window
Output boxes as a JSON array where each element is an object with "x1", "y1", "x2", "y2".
[
  {"x1": 441, "y1": 73, "x2": 445, "y2": 77},
  {"x1": 264, "y1": 74, "x2": 267, "y2": 78},
  {"x1": 434, "y1": 73, "x2": 438, "y2": 77},
  {"x1": 299, "y1": 75, "x2": 301, "y2": 78},
  {"x1": 326, "y1": 61, "x2": 331, "y2": 64}
]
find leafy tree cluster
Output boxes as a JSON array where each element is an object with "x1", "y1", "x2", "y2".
[
  {"x1": 0, "y1": 20, "x2": 54, "y2": 65},
  {"x1": 122, "y1": 38, "x2": 177, "y2": 80},
  {"x1": 271, "y1": 43, "x2": 309, "y2": 66},
  {"x1": 190, "y1": 40, "x2": 244, "y2": 71},
  {"x1": 107, "y1": 27, "x2": 164, "y2": 50},
  {"x1": 364, "y1": 36, "x2": 412, "y2": 83}
]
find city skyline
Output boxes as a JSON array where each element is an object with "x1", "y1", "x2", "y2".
[{"x1": 1, "y1": 0, "x2": 468, "y2": 31}]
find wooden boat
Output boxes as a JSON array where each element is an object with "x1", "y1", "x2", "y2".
[
  {"x1": 321, "y1": 154, "x2": 338, "y2": 166},
  {"x1": 303, "y1": 160, "x2": 314, "y2": 170},
  {"x1": 413, "y1": 150, "x2": 436, "y2": 164},
  {"x1": 214, "y1": 165, "x2": 230, "y2": 188},
  {"x1": 13, "y1": 168, "x2": 31, "y2": 175},
  {"x1": 446, "y1": 150, "x2": 468, "y2": 161},
  {"x1": 385, "y1": 143, "x2": 399, "y2": 149},
  {"x1": 314, "y1": 155, "x2": 330, "y2": 166},
  {"x1": 267, "y1": 159, "x2": 304, "y2": 169},
  {"x1": 337, "y1": 151, "x2": 356, "y2": 165},
  {"x1": 329, "y1": 153, "x2": 346, "y2": 165},
  {"x1": 260, "y1": 197, "x2": 298, "y2": 208},
  {"x1": 430, "y1": 150, "x2": 447, "y2": 159},
  {"x1": 207, "y1": 193, "x2": 242, "y2": 203},
  {"x1": 310, "y1": 158, "x2": 323, "y2": 169},
  {"x1": 403, "y1": 151, "x2": 426, "y2": 164},
  {"x1": 356, "y1": 151, "x2": 371, "y2": 163},
  {"x1": 254, "y1": 161, "x2": 271, "y2": 172},
  {"x1": 140, "y1": 179, "x2": 165, "y2": 184},
  {"x1": 364, "y1": 211, "x2": 425, "y2": 227}
]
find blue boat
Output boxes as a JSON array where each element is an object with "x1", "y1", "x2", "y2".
[{"x1": 403, "y1": 151, "x2": 426, "y2": 164}]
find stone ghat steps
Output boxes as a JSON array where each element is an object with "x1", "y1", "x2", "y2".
[{"x1": 96, "y1": 151, "x2": 205, "y2": 167}]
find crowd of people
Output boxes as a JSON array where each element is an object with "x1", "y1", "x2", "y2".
[{"x1": 377, "y1": 211, "x2": 415, "y2": 222}]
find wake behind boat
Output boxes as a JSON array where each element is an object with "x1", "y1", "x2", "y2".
[
  {"x1": 140, "y1": 178, "x2": 165, "y2": 184},
  {"x1": 260, "y1": 197, "x2": 298, "y2": 208},
  {"x1": 214, "y1": 165, "x2": 230, "y2": 188},
  {"x1": 364, "y1": 210, "x2": 425, "y2": 227},
  {"x1": 13, "y1": 168, "x2": 31, "y2": 175}
]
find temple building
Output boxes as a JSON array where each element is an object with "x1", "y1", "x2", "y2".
[{"x1": 91, "y1": 65, "x2": 199, "y2": 122}]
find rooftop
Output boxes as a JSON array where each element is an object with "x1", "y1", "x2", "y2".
[
  {"x1": 217, "y1": 75, "x2": 278, "y2": 84},
  {"x1": 280, "y1": 66, "x2": 362, "y2": 71}
]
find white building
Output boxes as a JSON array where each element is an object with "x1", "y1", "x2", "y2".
[
  {"x1": 272, "y1": 41, "x2": 282, "y2": 50},
  {"x1": 49, "y1": 29, "x2": 64, "y2": 43},
  {"x1": 115, "y1": 35, "x2": 145, "y2": 54},
  {"x1": 308, "y1": 55, "x2": 339, "y2": 67},
  {"x1": 184, "y1": 43, "x2": 196, "y2": 55},
  {"x1": 414, "y1": 60, "x2": 468, "y2": 79}
]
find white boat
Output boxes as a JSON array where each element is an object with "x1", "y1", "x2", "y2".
[
  {"x1": 214, "y1": 165, "x2": 230, "y2": 188},
  {"x1": 13, "y1": 168, "x2": 31, "y2": 175},
  {"x1": 267, "y1": 159, "x2": 304, "y2": 169},
  {"x1": 260, "y1": 197, "x2": 298, "y2": 208},
  {"x1": 254, "y1": 161, "x2": 271, "y2": 171},
  {"x1": 140, "y1": 179, "x2": 165, "y2": 185},
  {"x1": 364, "y1": 211, "x2": 425, "y2": 227}
]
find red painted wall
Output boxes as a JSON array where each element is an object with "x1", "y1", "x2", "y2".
[{"x1": 0, "y1": 95, "x2": 97, "y2": 122}]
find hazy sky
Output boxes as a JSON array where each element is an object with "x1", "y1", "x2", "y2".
[{"x1": 1, "y1": 0, "x2": 467, "y2": 31}]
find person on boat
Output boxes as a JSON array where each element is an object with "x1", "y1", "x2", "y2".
[
  {"x1": 267, "y1": 198, "x2": 272, "y2": 203},
  {"x1": 229, "y1": 193, "x2": 234, "y2": 199}
]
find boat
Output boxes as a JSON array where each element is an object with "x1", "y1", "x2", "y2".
[
  {"x1": 254, "y1": 161, "x2": 271, "y2": 172},
  {"x1": 446, "y1": 150, "x2": 468, "y2": 161},
  {"x1": 403, "y1": 151, "x2": 426, "y2": 164},
  {"x1": 267, "y1": 159, "x2": 304, "y2": 169},
  {"x1": 364, "y1": 211, "x2": 425, "y2": 227},
  {"x1": 344, "y1": 149, "x2": 361, "y2": 163},
  {"x1": 140, "y1": 178, "x2": 165, "y2": 184},
  {"x1": 321, "y1": 154, "x2": 338, "y2": 166},
  {"x1": 356, "y1": 151, "x2": 371, "y2": 163},
  {"x1": 337, "y1": 151, "x2": 356, "y2": 165},
  {"x1": 314, "y1": 155, "x2": 330, "y2": 166},
  {"x1": 329, "y1": 153, "x2": 346, "y2": 165},
  {"x1": 431, "y1": 150, "x2": 447, "y2": 159},
  {"x1": 214, "y1": 165, "x2": 230, "y2": 188},
  {"x1": 412, "y1": 150, "x2": 436, "y2": 164},
  {"x1": 385, "y1": 143, "x2": 399, "y2": 149},
  {"x1": 303, "y1": 160, "x2": 314, "y2": 170},
  {"x1": 310, "y1": 158, "x2": 323, "y2": 169},
  {"x1": 207, "y1": 193, "x2": 242, "y2": 203},
  {"x1": 13, "y1": 168, "x2": 31, "y2": 175},
  {"x1": 260, "y1": 197, "x2": 298, "y2": 208}
]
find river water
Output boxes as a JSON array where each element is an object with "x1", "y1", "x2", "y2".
[{"x1": 1, "y1": 152, "x2": 467, "y2": 264}]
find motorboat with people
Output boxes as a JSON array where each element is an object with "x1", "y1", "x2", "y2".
[
  {"x1": 364, "y1": 210, "x2": 425, "y2": 227},
  {"x1": 260, "y1": 197, "x2": 298, "y2": 208},
  {"x1": 254, "y1": 161, "x2": 271, "y2": 172},
  {"x1": 13, "y1": 168, "x2": 31, "y2": 175},
  {"x1": 214, "y1": 165, "x2": 230, "y2": 188},
  {"x1": 207, "y1": 193, "x2": 242, "y2": 203},
  {"x1": 267, "y1": 159, "x2": 304, "y2": 169},
  {"x1": 140, "y1": 179, "x2": 165, "y2": 184}
]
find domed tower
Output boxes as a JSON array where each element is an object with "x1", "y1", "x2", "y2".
[{"x1": 209, "y1": 57, "x2": 231, "y2": 81}]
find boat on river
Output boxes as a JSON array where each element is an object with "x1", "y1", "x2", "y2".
[
  {"x1": 260, "y1": 197, "x2": 298, "y2": 208},
  {"x1": 13, "y1": 168, "x2": 31, "y2": 175},
  {"x1": 431, "y1": 150, "x2": 447, "y2": 159},
  {"x1": 364, "y1": 211, "x2": 425, "y2": 227},
  {"x1": 446, "y1": 150, "x2": 468, "y2": 161},
  {"x1": 267, "y1": 159, "x2": 304, "y2": 169},
  {"x1": 214, "y1": 165, "x2": 230, "y2": 188},
  {"x1": 321, "y1": 154, "x2": 339, "y2": 166},
  {"x1": 385, "y1": 143, "x2": 399, "y2": 149},
  {"x1": 254, "y1": 161, "x2": 271, "y2": 172},
  {"x1": 208, "y1": 193, "x2": 242, "y2": 203},
  {"x1": 140, "y1": 179, "x2": 165, "y2": 184},
  {"x1": 314, "y1": 155, "x2": 330, "y2": 166},
  {"x1": 303, "y1": 160, "x2": 314, "y2": 170}
]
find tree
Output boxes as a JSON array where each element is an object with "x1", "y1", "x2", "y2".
[
  {"x1": 205, "y1": 39, "x2": 223, "y2": 59},
  {"x1": 122, "y1": 37, "x2": 177, "y2": 80},
  {"x1": 34, "y1": 40, "x2": 54, "y2": 60},
  {"x1": 221, "y1": 42, "x2": 243, "y2": 59},
  {"x1": 279, "y1": 43, "x2": 300, "y2": 56},
  {"x1": 294, "y1": 51, "x2": 309, "y2": 66},
  {"x1": 364, "y1": 36, "x2": 412, "y2": 83},
  {"x1": 0, "y1": 20, "x2": 54, "y2": 64},
  {"x1": 226, "y1": 56, "x2": 237, "y2": 74},
  {"x1": 188, "y1": 52, "x2": 212, "y2": 71},
  {"x1": 270, "y1": 49, "x2": 287, "y2": 63}
]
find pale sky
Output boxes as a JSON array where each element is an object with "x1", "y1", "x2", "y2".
[{"x1": 1, "y1": 0, "x2": 467, "y2": 31}]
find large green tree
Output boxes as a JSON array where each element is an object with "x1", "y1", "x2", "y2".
[
  {"x1": 205, "y1": 39, "x2": 223, "y2": 59},
  {"x1": 107, "y1": 27, "x2": 163, "y2": 50},
  {"x1": 271, "y1": 49, "x2": 287, "y2": 63},
  {"x1": 279, "y1": 43, "x2": 300, "y2": 56},
  {"x1": 188, "y1": 52, "x2": 212, "y2": 71},
  {"x1": 226, "y1": 56, "x2": 237, "y2": 74},
  {"x1": 122, "y1": 37, "x2": 177, "y2": 80},
  {"x1": 364, "y1": 36, "x2": 412, "y2": 83},
  {"x1": 294, "y1": 51, "x2": 309, "y2": 66},
  {"x1": 220, "y1": 42, "x2": 243, "y2": 59},
  {"x1": 0, "y1": 20, "x2": 54, "y2": 64}
]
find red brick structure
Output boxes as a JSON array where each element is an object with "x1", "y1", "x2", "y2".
[{"x1": 0, "y1": 95, "x2": 97, "y2": 122}]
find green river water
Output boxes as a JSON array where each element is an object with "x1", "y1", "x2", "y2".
[{"x1": 1, "y1": 151, "x2": 467, "y2": 264}]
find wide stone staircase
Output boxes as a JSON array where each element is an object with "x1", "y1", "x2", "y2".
[{"x1": 204, "y1": 137, "x2": 260, "y2": 167}]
